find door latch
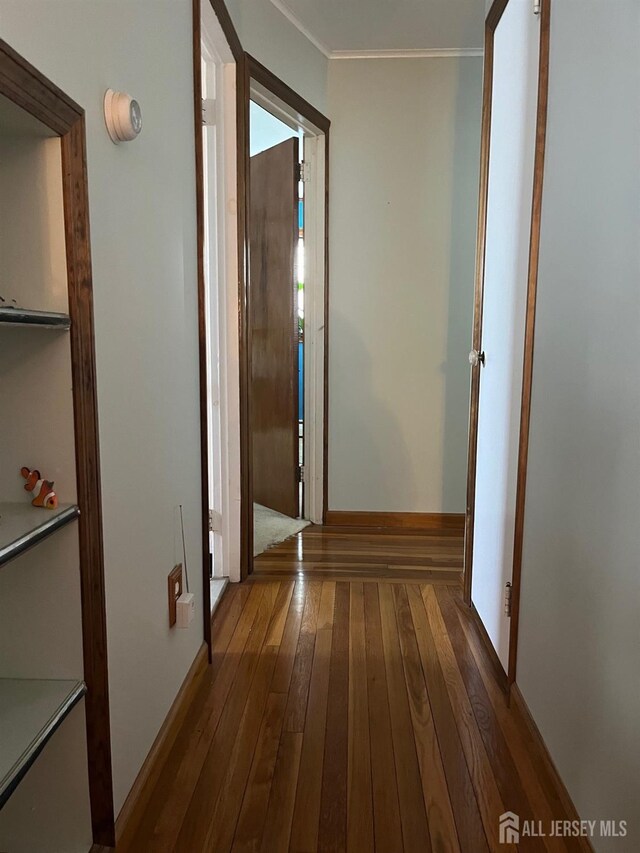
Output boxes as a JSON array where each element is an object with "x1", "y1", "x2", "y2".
[{"x1": 469, "y1": 349, "x2": 485, "y2": 367}]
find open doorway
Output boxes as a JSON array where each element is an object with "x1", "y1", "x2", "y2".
[
  {"x1": 244, "y1": 61, "x2": 330, "y2": 565},
  {"x1": 249, "y1": 104, "x2": 309, "y2": 555}
]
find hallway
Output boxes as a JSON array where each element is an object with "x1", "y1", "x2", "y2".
[{"x1": 118, "y1": 529, "x2": 586, "y2": 853}]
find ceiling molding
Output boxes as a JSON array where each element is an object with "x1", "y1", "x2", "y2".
[
  {"x1": 267, "y1": 1, "x2": 483, "y2": 61},
  {"x1": 269, "y1": 0, "x2": 332, "y2": 57},
  {"x1": 330, "y1": 48, "x2": 484, "y2": 59}
]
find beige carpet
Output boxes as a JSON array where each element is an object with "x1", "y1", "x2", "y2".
[{"x1": 253, "y1": 503, "x2": 310, "y2": 557}]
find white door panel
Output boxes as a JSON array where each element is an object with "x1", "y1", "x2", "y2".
[{"x1": 471, "y1": 0, "x2": 540, "y2": 670}]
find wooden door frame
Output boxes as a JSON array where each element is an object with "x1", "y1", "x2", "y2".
[
  {"x1": 0, "y1": 38, "x2": 115, "y2": 847},
  {"x1": 463, "y1": 0, "x2": 551, "y2": 690},
  {"x1": 242, "y1": 54, "x2": 330, "y2": 576}
]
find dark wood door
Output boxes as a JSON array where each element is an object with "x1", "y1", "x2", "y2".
[{"x1": 249, "y1": 137, "x2": 299, "y2": 518}]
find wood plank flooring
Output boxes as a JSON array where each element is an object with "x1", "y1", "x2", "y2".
[
  {"x1": 120, "y1": 527, "x2": 585, "y2": 853},
  {"x1": 252, "y1": 524, "x2": 464, "y2": 583}
]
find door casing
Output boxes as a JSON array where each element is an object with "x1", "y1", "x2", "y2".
[{"x1": 242, "y1": 56, "x2": 330, "y2": 574}]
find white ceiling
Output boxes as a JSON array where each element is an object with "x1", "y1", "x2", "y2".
[{"x1": 270, "y1": 0, "x2": 485, "y2": 57}]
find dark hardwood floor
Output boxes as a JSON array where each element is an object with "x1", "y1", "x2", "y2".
[{"x1": 119, "y1": 527, "x2": 586, "y2": 853}]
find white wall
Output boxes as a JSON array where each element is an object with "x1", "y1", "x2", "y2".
[
  {"x1": 516, "y1": 2, "x2": 640, "y2": 848},
  {"x1": 327, "y1": 57, "x2": 482, "y2": 513},
  {"x1": 225, "y1": 0, "x2": 328, "y2": 111},
  {"x1": 0, "y1": 0, "x2": 204, "y2": 818}
]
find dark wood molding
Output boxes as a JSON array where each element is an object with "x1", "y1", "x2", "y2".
[
  {"x1": 62, "y1": 114, "x2": 116, "y2": 849},
  {"x1": 0, "y1": 37, "x2": 115, "y2": 846},
  {"x1": 508, "y1": 0, "x2": 551, "y2": 688},
  {"x1": 486, "y1": 0, "x2": 510, "y2": 31},
  {"x1": 469, "y1": 603, "x2": 508, "y2": 692},
  {"x1": 237, "y1": 52, "x2": 252, "y2": 579},
  {"x1": 464, "y1": 0, "x2": 552, "y2": 696},
  {"x1": 245, "y1": 54, "x2": 331, "y2": 134},
  {"x1": 207, "y1": 0, "x2": 243, "y2": 61},
  {"x1": 192, "y1": 0, "x2": 212, "y2": 661},
  {"x1": 322, "y1": 127, "x2": 330, "y2": 524},
  {"x1": 241, "y1": 54, "x2": 331, "y2": 572},
  {"x1": 0, "y1": 38, "x2": 81, "y2": 133},
  {"x1": 510, "y1": 684, "x2": 595, "y2": 852},
  {"x1": 324, "y1": 511, "x2": 465, "y2": 533},
  {"x1": 114, "y1": 644, "x2": 209, "y2": 849}
]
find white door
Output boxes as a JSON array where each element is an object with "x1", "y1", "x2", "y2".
[{"x1": 471, "y1": 0, "x2": 540, "y2": 670}]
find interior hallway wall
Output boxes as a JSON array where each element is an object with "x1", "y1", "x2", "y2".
[
  {"x1": 516, "y1": 2, "x2": 640, "y2": 848},
  {"x1": 327, "y1": 57, "x2": 483, "y2": 513},
  {"x1": 225, "y1": 0, "x2": 328, "y2": 112},
  {"x1": 0, "y1": 0, "x2": 203, "y2": 816}
]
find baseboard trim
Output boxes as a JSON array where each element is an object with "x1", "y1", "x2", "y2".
[
  {"x1": 113, "y1": 642, "x2": 209, "y2": 849},
  {"x1": 468, "y1": 603, "x2": 508, "y2": 693},
  {"x1": 510, "y1": 684, "x2": 595, "y2": 852},
  {"x1": 324, "y1": 511, "x2": 465, "y2": 532}
]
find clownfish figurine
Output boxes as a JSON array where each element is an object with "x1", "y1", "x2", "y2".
[{"x1": 20, "y1": 467, "x2": 59, "y2": 509}]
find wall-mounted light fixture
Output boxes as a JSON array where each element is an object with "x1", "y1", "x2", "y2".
[{"x1": 103, "y1": 89, "x2": 142, "y2": 144}]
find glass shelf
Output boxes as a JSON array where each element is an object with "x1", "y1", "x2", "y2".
[
  {"x1": 0, "y1": 678, "x2": 86, "y2": 808},
  {"x1": 0, "y1": 307, "x2": 70, "y2": 329},
  {"x1": 0, "y1": 502, "x2": 80, "y2": 568}
]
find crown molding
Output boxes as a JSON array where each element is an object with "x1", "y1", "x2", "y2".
[
  {"x1": 268, "y1": 0, "x2": 332, "y2": 57},
  {"x1": 267, "y1": 2, "x2": 483, "y2": 60},
  {"x1": 330, "y1": 48, "x2": 484, "y2": 60}
]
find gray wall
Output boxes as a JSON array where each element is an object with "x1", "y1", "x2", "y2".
[
  {"x1": 0, "y1": 0, "x2": 203, "y2": 819},
  {"x1": 327, "y1": 57, "x2": 483, "y2": 513},
  {"x1": 517, "y1": 1, "x2": 640, "y2": 848}
]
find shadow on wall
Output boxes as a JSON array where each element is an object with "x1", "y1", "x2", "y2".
[
  {"x1": 441, "y1": 59, "x2": 483, "y2": 512},
  {"x1": 329, "y1": 310, "x2": 417, "y2": 511}
]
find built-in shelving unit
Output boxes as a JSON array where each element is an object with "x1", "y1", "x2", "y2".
[
  {"x1": 0, "y1": 42, "x2": 113, "y2": 849},
  {"x1": 0, "y1": 307, "x2": 70, "y2": 329},
  {"x1": 0, "y1": 678, "x2": 86, "y2": 808},
  {"x1": 0, "y1": 502, "x2": 80, "y2": 568}
]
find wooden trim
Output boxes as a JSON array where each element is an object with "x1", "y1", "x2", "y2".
[
  {"x1": 241, "y1": 55, "x2": 331, "y2": 572},
  {"x1": 486, "y1": 0, "x2": 510, "y2": 30},
  {"x1": 192, "y1": 0, "x2": 212, "y2": 661},
  {"x1": 324, "y1": 511, "x2": 465, "y2": 532},
  {"x1": 469, "y1": 604, "x2": 508, "y2": 692},
  {"x1": 510, "y1": 684, "x2": 595, "y2": 852},
  {"x1": 238, "y1": 52, "x2": 252, "y2": 579},
  {"x1": 0, "y1": 37, "x2": 115, "y2": 846},
  {"x1": 508, "y1": 0, "x2": 551, "y2": 688},
  {"x1": 62, "y1": 114, "x2": 116, "y2": 849},
  {"x1": 114, "y1": 644, "x2": 209, "y2": 849},
  {"x1": 245, "y1": 54, "x2": 331, "y2": 133},
  {"x1": 463, "y1": 0, "x2": 552, "y2": 700},
  {"x1": 322, "y1": 127, "x2": 330, "y2": 524},
  {"x1": 0, "y1": 38, "x2": 81, "y2": 133},
  {"x1": 207, "y1": 0, "x2": 243, "y2": 61}
]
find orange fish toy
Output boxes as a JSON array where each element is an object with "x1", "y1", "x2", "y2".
[{"x1": 21, "y1": 467, "x2": 59, "y2": 509}]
